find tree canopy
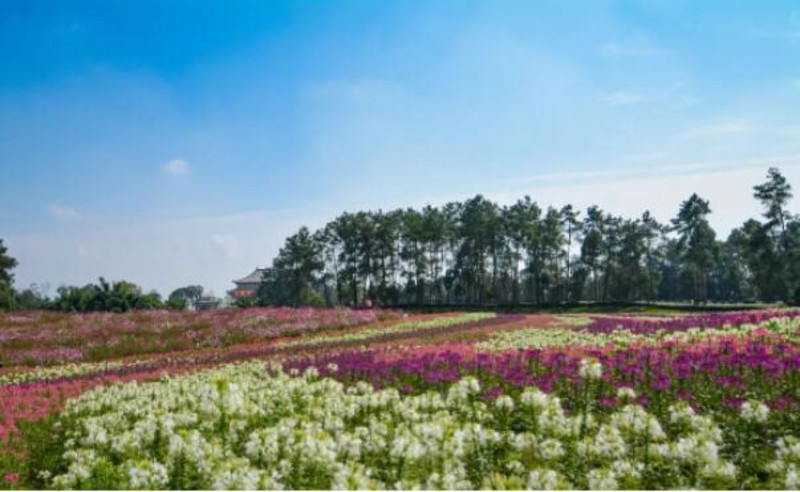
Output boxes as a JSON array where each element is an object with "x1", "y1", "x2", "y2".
[
  {"x1": 0, "y1": 239, "x2": 18, "y2": 310},
  {"x1": 256, "y1": 167, "x2": 800, "y2": 307}
]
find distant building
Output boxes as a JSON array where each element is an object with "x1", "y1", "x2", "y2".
[
  {"x1": 229, "y1": 268, "x2": 266, "y2": 299},
  {"x1": 194, "y1": 296, "x2": 221, "y2": 311}
]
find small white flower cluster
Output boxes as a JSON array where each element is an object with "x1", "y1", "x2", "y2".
[
  {"x1": 0, "y1": 360, "x2": 127, "y2": 386},
  {"x1": 616, "y1": 387, "x2": 637, "y2": 402},
  {"x1": 476, "y1": 315, "x2": 800, "y2": 352},
  {"x1": 767, "y1": 436, "x2": 800, "y2": 489},
  {"x1": 44, "y1": 361, "x2": 792, "y2": 490},
  {"x1": 663, "y1": 315, "x2": 800, "y2": 344},
  {"x1": 579, "y1": 358, "x2": 603, "y2": 381},
  {"x1": 740, "y1": 400, "x2": 770, "y2": 423},
  {"x1": 477, "y1": 327, "x2": 643, "y2": 352}
]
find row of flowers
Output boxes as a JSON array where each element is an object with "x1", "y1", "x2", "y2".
[
  {"x1": 0, "y1": 307, "x2": 399, "y2": 366},
  {"x1": 284, "y1": 318, "x2": 800, "y2": 425},
  {"x1": 30, "y1": 361, "x2": 798, "y2": 489},
  {"x1": 0, "y1": 313, "x2": 500, "y2": 388},
  {"x1": 477, "y1": 313, "x2": 800, "y2": 351},
  {"x1": 586, "y1": 309, "x2": 800, "y2": 335},
  {"x1": 274, "y1": 312, "x2": 497, "y2": 349}
]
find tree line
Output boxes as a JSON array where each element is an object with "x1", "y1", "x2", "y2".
[
  {"x1": 1, "y1": 167, "x2": 797, "y2": 312},
  {"x1": 251, "y1": 167, "x2": 800, "y2": 307},
  {"x1": 0, "y1": 248, "x2": 207, "y2": 313}
]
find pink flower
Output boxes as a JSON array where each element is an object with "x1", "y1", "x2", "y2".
[{"x1": 4, "y1": 473, "x2": 19, "y2": 483}]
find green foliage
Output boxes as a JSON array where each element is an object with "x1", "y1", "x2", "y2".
[
  {"x1": 166, "y1": 296, "x2": 188, "y2": 310},
  {"x1": 167, "y1": 285, "x2": 204, "y2": 308},
  {"x1": 51, "y1": 277, "x2": 164, "y2": 312},
  {"x1": 253, "y1": 168, "x2": 800, "y2": 307},
  {"x1": 0, "y1": 239, "x2": 18, "y2": 310},
  {"x1": 13, "y1": 285, "x2": 50, "y2": 310}
]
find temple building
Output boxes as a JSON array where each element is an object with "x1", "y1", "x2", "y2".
[{"x1": 229, "y1": 268, "x2": 266, "y2": 299}]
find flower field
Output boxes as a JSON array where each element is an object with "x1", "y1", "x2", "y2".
[{"x1": 1, "y1": 307, "x2": 800, "y2": 489}]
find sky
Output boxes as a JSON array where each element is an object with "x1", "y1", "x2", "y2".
[{"x1": 2, "y1": 0, "x2": 800, "y2": 297}]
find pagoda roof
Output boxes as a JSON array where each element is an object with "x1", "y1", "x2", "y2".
[{"x1": 233, "y1": 268, "x2": 266, "y2": 284}]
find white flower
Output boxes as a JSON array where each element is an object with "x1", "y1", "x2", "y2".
[
  {"x1": 587, "y1": 468, "x2": 618, "y2": 490},
  {"x1": 579, "y1": 358, "x2": 603, "y2": 380},
  {"x1": 302, "y1": 366, "x2": 319, "y2": 380},
  {"x1": 786, "y1": 464, "x2": 798, "y2": 489},
  {"x1": 520, "y1": 388, "x2": 549, "y2": 409},
  {"x1": 40, "y1": 358, "x2": 769, "y2": 490},
  {"x1": 616, "y1": 387, "x2": 636, "y2": 401},
  {"x1": 527, "y1": 469, "x2": 562, "y2": 490},
  {"x1": 494, "y1": 395, "x2": 514, "y2": 412},
  {"x1": 740, "y1": 400, "x2": 770, "y2": 423},
  {"x1": 539, "y1": 438, "x2": 565, "y2": 461}
]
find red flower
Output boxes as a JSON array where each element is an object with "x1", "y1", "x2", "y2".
[{"x1": 4, "y1": 473, "x2": 19, "y2": 483}]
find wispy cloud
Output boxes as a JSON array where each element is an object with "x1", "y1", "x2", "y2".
[
  {"x1": 665, "y1": 81, "x2": 701, "y2": 108},
  {"x1": 753, "y1": 30, "x2": 800, "y2": 43},
  {"x1": 600, "y1": 82, "x2": 699, "y2": 109},
  {"x1": 598, "y1": 40, "x2": 670, "y2": 58},
  {"x1": 212, "y1": 234, "x2": 240, "y2": 259},
  {"x1": 600, "y1": 90, "x2": 650, "y2": 106},
  {"x1": 500, "y1": 154, "x2": 800, "y2": 188},
  {"x1": 625, "y1": 152, "x2": 668, "y2": 161},
  {"x1": 752, "y1": 11, "x2": 800, "y2": 43},
  {"x1": 164, "y1": 158, "x2": 190, "y2": 177},
  {"x1": 48, "y1": 203, "x2": 81, "y2": 220},
  {"x1": 55, "y1": 22, "x2": 82, "y2": 35},
  {"x1": 493, "y1": 161, "x2": 800, "y2": 238},
  {"x1": 687, "y1": 121, "x2": 748, "y2": 138}
]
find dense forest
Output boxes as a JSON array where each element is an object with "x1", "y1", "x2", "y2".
[{"x1": 251, "y1": 167, "x2": 800, "y2": 307}]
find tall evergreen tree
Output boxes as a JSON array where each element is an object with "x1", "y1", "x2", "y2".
[
  {"x1": 266, "y1": 227, "x2": 325, "y2": 306},
  {"x1": 0, "y1": 239, "x2": 18, "y2": 310},
  {"x1": 252, "y1": 167, "x2": 795, "y2": 308},
  {"x1": 671, "y1": 194, "x2": 717, "y2": 302},
  {"x1": 581, "y1": 206, "x2": 606, "y2": 301},
  {"x1": 754, "y1": 167, "x2": 793, "y2": 237},
  {"x1": 560, "y1": 205, "x2": 581, "y2": 302},
  {"x1": 752, "y1": 167, "x2": 794, "y2": 300}
]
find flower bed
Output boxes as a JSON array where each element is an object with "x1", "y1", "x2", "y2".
[
  {"x1": 0, "y1": 308, "x2": 399, "y2": 367},
  {"x1": 3, "y1": 308, "x2": 800, "y2": 490},
  {"x1": 32, "y1": 362, "x2": 798, "y2": 490}
]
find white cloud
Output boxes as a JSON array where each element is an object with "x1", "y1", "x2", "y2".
[
  {"x1": 498, "y1": 155, "x2": 798, "y2": 188},
  {"x1": 664, "y1": 81, "x2": 701, "y2": 108},
  {"x1": 625, "y1": 152, "x2": 668, "y2": 161},
  {"x1": 598, "y1": 41, "x2": 669, "y2": 58},
  {"x1": 48, "y1": 203, "x2": 81, "y2": 220},
  {"x1": 600, "y1": 90, "x2": 650, "y2": 106},
  {"x1": 164, "y1": 158, "x2": 190, "y2": 177},
  {"x1": 487, "y1": 159, "x2": 800, "y2": 238},
  {"x1": 687, "y1": 121, "x2": 747, "y2": 138},
  {"x1": 212, "y1": 234, "x2": 240, "y2": 260},
  {"x1": 601, "y1": 82, "x2": 699, "y2": 109}
]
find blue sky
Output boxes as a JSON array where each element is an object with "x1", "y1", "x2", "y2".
[{"x1": 2, "y1": 0, "x2": 800, "y2": 296}]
